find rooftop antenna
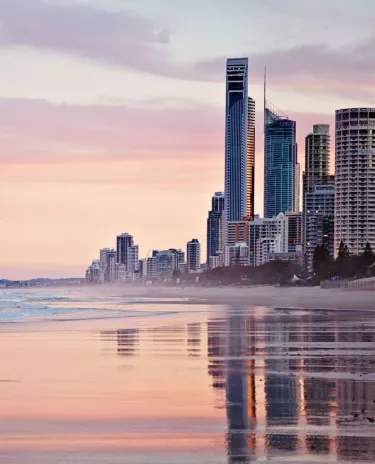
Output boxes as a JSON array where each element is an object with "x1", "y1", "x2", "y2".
[{"x1": 264, "y1": 66, "x2": 267, "y2": 124}]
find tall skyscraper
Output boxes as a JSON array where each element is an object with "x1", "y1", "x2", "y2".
[
  {"x1": 303, "y1": 124, "x2": 331, "y2": 205},
  {"x1": 264, "y1": 74, "x2": 298, "y2": 218},
  {"x1": 116, "y1": 233, "x2": 133, "y2": 270},
  {"x1": 207, "y1": 192, "x2": 225, "y2": 265},
  {"x1": 335, "y1": 108, "x2": 375, "y2": 255},
  {"x1": 224, "y1": 58, "x2": 255, "y2": 222},
  {"x1": 187, "y1": 239, "x2": 201, "y2": 273}
]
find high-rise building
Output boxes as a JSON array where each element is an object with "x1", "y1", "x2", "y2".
[
  {"x1": 127, "y1": 245, "x2": 139, "y2": 279},
  {"x1": 116, "y1": 233, "x2": 133, "y2": 271},
  {"x1": 207, "y1": 192, "x2": 225, "y2": 265},
  {"x1": 303, "y1": 125, "x2": 331, "y2": 204},
  {"x1": 305, "y1": 184, "x2": 335, "y2": 272},
  {"x1": 335, "y1": 108, "x2": 375, "y2": 255},
  {"x1": 187, "y1": 239, "x2": 201, "y2": 273},
  {"x1": 224, "y1": 58, "x2": 255, "y2": 222},
  {"x1": 247, "y1": 97, "x2": 256, "y2": 219},
  {"x1": 285, "y1": 211, "x2": 303, "y2": 253},
  {"x1": 264, "y1": 76, "x2": 298, "y2": 218},
  {"x1": 154, "y1": 250, "x2": 179, "y2": 280},
  {"x1": 104, "y1": 249, "x2": 117, "y2": 283}
]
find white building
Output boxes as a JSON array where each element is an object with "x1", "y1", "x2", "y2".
[
  {"x1": 187, "y1": 239, "x2": 201, "y2": 273},
  {"x1": 255, "y1": 236, "x2": 282, "y2": 267},
  {"x1": 335, "y1": 108, "x2": 375, "y2": 255},
  {"x1": 127, "y1": 245, "x2": 139, "y2": 279},
  {"x1": 115, "y1": 263, "x2": 126, "y2": 282},
  {"x1": 248, "y1": 213, "x2": 289, "y2": 266},
  {"x1": 224, "y1": 242, "x2": 249, "y2": 267}
]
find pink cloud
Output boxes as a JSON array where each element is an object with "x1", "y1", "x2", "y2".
[{"x1": 0, "y1": 0, "x2": 374, "y2": 99}]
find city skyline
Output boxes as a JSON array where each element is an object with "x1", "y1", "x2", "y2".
[{"x1": 2, "y1": 0, "x2": 375, "y2": 279}]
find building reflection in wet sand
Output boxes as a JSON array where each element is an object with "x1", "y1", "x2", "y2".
[{"x1": 207, "y1": 307, "x2": 375, "y2": 462}]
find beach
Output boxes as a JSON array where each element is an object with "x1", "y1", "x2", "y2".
[
  {"x1": 0, "y1": 285, "x2": 374, "y2": 463},
  {"x1": 116, "y1": 284, "x2": 375, "y2": 311}
]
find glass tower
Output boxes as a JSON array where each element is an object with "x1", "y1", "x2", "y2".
[
  {"x1": 225, "y1": 58, "x2": 255, "y2": 222},
  {"x1": 264, "y1": 99, "x2": 298, "y2": 218},
  {"x1": 206, "y1": 192, "x2": 225, "y2": 265}
]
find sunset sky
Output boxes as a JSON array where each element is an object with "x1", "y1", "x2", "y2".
[{"x1": 1, "y1": 0, "x2": 375, "y2": 279}]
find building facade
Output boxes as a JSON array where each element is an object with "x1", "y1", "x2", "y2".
[
  {"x1": 224, "y1": 58, "x2": 255, "y2": 223},
  {"x1": 248, "y1": 213, "x2": 289, "y2": 267},
  {"x1": 305, "y1": 184, "x2": 335, "y2": 272},
  {"x1": 335, "y1": 108, "x2": 375, "y2": 255},
  {"x1": 303, "y1": 124, "x2": 331, "y2": 203},
  {"x1": 207, "y1": 192, "x2": 225, "y2": 265},
  {"x1": 285, "y1": 211, "x2": 303, "y2": 253},
  {"x1": 116, "y1": 233, "x2": 134, "y2": 271},
  {"x1": 264, "y1": 100, "x2": 298, "y2": 218},
  {"x1": 187, "y1": 239, "x2": 201, "y2": 273}
]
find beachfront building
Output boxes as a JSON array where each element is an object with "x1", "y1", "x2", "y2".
[
  {"x1": 224, "y1": 58, "x2": 255, "y2": 223},
  {"x1": 264, "y1": 86, "x2": 299, "y2": 217},
  {"x1": 285, "y1": 211, "x2": 303, "y2": 253},
  {"x1": 116, "y1": 233, "x2": 134, "y2": 271},
  {"x1": 335, "y1": 108, "x2": 375, "y2": 255},
  {"x1": 248, "y1": 213, "x2": 289, "y2": 267},
  {"x1": 303, "y1": 124, "x2": 331, "y2": 203},
  {"x1": 187, "y1": 239, "x2": 201, "y2": 273},
  {"x1": 85, "y1": 260, "x2": 101, "y2": 284},
  {"x1": 305, "y1": 184, "x2": 335, "y2": 272},
  {"x1": 127, "y1": 245, "x2": 139, "y2": 280},
  {"x1": 207, "y1": 192, "x2": 225, "y2": 266},
  {"x1": 224, "y1": 242, "x2": 249, "y2": 267}
]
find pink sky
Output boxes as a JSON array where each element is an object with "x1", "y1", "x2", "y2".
[{"x1": 1, "y1": 0, "x2": 374, "y2": 279}]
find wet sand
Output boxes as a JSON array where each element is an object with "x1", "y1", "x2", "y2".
[{"x1": 0, "y1": 287, "x2": 374, "y2": 463}]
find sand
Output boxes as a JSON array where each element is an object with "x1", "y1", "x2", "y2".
[{"x1": 116, "y1": 284, "x2": 375, "y2": 311}]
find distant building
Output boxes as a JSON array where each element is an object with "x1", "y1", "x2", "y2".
[
  {"x1": 187, "y1": 239, "x2": 201, "y2": 273},
  {"x1": 303, "y1": 124, "x2": 331, "y2": 205},
  {"x1": 305, "y1": 184, "x2": 335, "y2": 272},
  {"x1": 154, "y1": 250, "x2": 179, "y2": 280},
  {"x1": 335, "y1": 108, "x2": 375, "y2": 255},
  {"x1": 116, "y1": 233, "x2": 134, "y2": 272},
  {"x1": 285, "y1": 211, "x2": 303, "y2": 253},
  {"x1": 86, "y1": 260, "x2": 101, "y2": 284},
  {"x1": 105, "y1": 249, "x2": 117, "y2": 283},
  {"x1": 226, "y1": 220, "x2": 250, "y2": 247},
  {"x1": 207, "y1": 192, "x2": 225, "y2": 266},
  {"x1": 115, "y1": 263, "x2": 126, "y2": 282},
  {"x1": 127, "y1": 245, "x2": 139, "y2": 279},
  {"x1": 224, "y1": 242, "x2": 249, "y2": 267}
]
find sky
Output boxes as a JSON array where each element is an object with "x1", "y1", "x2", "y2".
[{"x1": 1, "y1": 0, "x2": 375, "y2": 279}]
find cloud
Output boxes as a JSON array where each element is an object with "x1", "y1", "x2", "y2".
[
  {"x1": 0, "y1": 97, "x2": 223, "y2": 164},
  {"x1": 0, "y1": 0, "x2": 374, "y2": 98}
]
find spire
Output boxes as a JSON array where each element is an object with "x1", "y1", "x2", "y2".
[{"x1": 264, "y1": 67, "x2": 267, "y2": 114}]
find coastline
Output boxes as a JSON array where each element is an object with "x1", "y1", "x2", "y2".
[{"x1": 115, "y1": 285, "x2": 375, "y2": 311}]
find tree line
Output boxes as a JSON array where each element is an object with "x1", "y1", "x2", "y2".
[{"x1": 313, "y1": 241, "x2": 375, "y2": 280}]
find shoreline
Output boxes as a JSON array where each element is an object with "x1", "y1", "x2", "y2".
[{"x1": 115, "y1": 285, "x2": 375, "y2": 311}]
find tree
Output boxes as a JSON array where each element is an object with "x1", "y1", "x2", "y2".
[
  {"x1": 363, "y1": 242, "x2": 375, "y2": 268},
  {"x1": 313, "y1": 245, "x2": 331, "y2": 277},
  {"x1": 338, "y1": 240, "x2": 350, "y2": 260}
]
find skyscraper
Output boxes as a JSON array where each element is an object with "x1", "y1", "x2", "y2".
[
  {"x1": 187, "y1": 239, "x2": 201, "y2": 273},
  {"x1": 335, "y1": 108, "x2": 375, "y2": 255},
  {"x1": 224, "y1": 58, "x2": 255, "y2": 222},
  {"x1": 264, "y1": 75, "x2": 298, "y2": 218},
  {"x1": 303, "y1": 124, "x2": 331, "y2": 201},
  {"x1": 207, "y1": 192, "x2": 225, "y2": 265},
  {"x1": 116, "y1": 233, "x2": 133, "y2": 271}
]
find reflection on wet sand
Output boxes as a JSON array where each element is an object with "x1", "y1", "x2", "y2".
[{"x1": 205, "y1": 307, "x2": 375, "y2": 462}]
